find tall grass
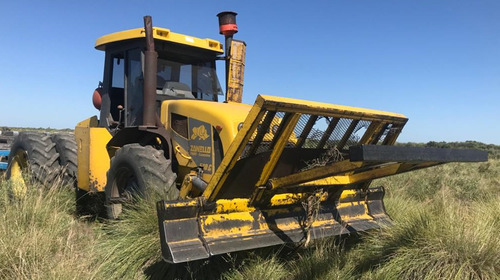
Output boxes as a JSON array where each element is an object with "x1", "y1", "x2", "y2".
[
  {"x1": 0, "y1": 159, "x2": 498, "y2": 279},
  {"x1": 286, "y1": 238, "x2": 356, "y2": 280},
  {"x1": 93, "y1": 192, "x2": 242, "y2": 279},
  {"x1": 222, "y1": 255, "x2": 289, "y2": 280},
  {"x1": 377, "y1": 161, "x2": 500, "y2": 202},
  {"x1": 226, "y1": 161, "x2": 500, "y2": 279},
  {"x1": 92, "y1": 195, "x2": 162, "y2": 279},
  {"x1": 350, "y1": 195, "x2": 500, "y2": 279},
  {"x1": 0, "y1": 178, "x2": 97, "y2": 279}
]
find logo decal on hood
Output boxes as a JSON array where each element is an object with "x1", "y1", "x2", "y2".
[{"x1": 191, "y1": 125, "x2": 209, "y2": 141}]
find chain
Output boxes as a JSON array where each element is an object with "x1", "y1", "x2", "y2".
[{"x1": 301, "y1": 188, "x2": 326, "y2": 247}]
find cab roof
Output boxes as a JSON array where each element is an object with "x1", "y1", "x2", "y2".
[{"x1": 95, "y1": 27, "x2": 224, "y2": 53}]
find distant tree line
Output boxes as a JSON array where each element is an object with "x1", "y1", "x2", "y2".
[{"x1": 398, "y1": 141, "x2": 499, "y2": 160}]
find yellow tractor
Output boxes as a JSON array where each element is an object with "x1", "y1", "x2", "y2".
[{"x1": 7, "y1": 12, "x2": 487, "y2": 263}]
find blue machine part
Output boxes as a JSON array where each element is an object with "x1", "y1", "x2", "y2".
[{"x1": 0, "y1": 149, "x2": 9, "y2": 170}]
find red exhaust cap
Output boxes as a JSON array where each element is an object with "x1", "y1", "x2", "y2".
[{"x1": 217, "y1": 11, "x2": 238, "y2": 36}]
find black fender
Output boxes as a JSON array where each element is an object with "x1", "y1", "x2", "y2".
[{"x1": 106, "y1": 126, "x2": 172, "y2": 160}]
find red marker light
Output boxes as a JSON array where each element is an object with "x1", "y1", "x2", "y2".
[{"x1": 92, "y1": 88, "x2": 102, "y2": 110}]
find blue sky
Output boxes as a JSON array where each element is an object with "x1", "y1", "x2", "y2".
[{"x1": 0, "y1": 1, "x2": 498, "y2": 144}]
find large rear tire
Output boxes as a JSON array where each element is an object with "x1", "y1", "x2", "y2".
[
  {"x1": 51, "y1": 133, "x2": 78, "y2": 187},
  {"x1": 6, "y1": 132, "x2": 61, "y2": 191},
  {"x1": 105, "y1": 144, "x2": 178, "y2": 219}
]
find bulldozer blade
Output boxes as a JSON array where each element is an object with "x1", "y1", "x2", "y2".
[
  {"x1": 156, "y1": 94, "x2": 487, "y2": 263},
  {"x1": 157, "y1": 187, "x2": 390, "y2": 263}
]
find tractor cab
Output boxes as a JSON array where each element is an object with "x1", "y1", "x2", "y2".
[{"x1": 94, "y1": 27, "x2": 224, "y2": 128}]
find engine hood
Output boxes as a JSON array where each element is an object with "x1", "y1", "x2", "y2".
[{"x1": 160, "y1": 99, "x2": 252, "y2": 151}]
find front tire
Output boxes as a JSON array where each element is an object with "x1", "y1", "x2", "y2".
[{"x1": 105, "y1": 144, "x2": 178, "y2": 219}]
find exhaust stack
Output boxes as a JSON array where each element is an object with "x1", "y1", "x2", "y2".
[
  {"x1": 142, "y1": 15, "x2": 157, "y2": 127},
  {"x1": 217, "y1": 11, "x2": 239, "y2": 102}
]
